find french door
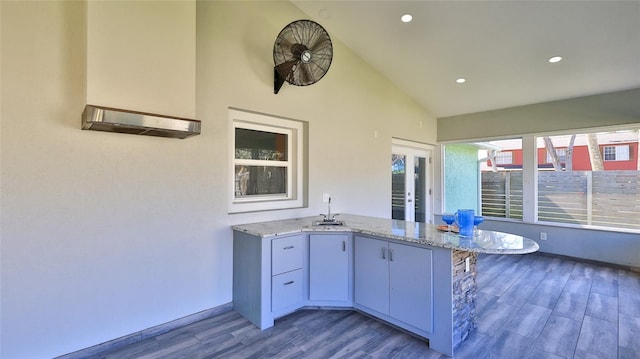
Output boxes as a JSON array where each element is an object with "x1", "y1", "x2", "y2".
[{"x1": 392, "y1": 140, "x2": 432, "y2": 223}]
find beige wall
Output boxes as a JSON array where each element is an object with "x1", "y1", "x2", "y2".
[
  {"x1": 87, "y1": 1, "x2": 196, "y2": 118},
  {"x1": 438, "y1": 88, "x2": 640, "y2": 142},
  {"x1": 0, "y1": 1, "x2": 436, "y2": 357}
]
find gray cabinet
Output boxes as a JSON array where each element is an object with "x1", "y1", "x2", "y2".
[
  {"x1": 234, "y1": 230, "x2": 437, "y2": 349},
  {"x1": 354, "y1": 235, "x2": 433, "y2": 333},
  {"x1": 309, "y1": 234, "x2": 351, "y2": 303},
  {"x1": 354, "y1": 236, "x2": 389, "y2": 313},
  {"x1": 233, "y1": 231, "x2": 306, "y2": 329},
  {"x1": 389, "y1": 240, "x2": 433, "y2": 332}
]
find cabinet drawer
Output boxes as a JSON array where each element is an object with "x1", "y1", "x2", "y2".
[
  {"x1": 271, "y1": 269, "x2": 303, "y2": 313},
  {"x1": 272, "y1": 236, "x2": 304, "y2": 275}
]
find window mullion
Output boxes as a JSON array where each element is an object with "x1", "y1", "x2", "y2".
[
  {"x1": 235, "y1": 159, "x2": 289, "y2": 167},
  {"x1": 521, "y1": 135, "x2": 538, "y2": 223}
]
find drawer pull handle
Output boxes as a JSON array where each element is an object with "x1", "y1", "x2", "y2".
[
  {"x1": 283, "y1": 246, "x2": 294, "y2": 250},
  {"x1": 283, "y1": 281, "x2": 295, "y2": 286}
]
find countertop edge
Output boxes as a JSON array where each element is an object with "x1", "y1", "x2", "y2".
[{"x1": 231, "y1": 214, "x2": 539, "y2": 255}]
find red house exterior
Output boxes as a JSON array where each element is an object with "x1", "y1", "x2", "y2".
[
  {"x1": 485, "y1": 135, "x2": 638, "y2": 171},
  {"x1": 534, "y1": 142, "x2": 638, "y2": 171}
]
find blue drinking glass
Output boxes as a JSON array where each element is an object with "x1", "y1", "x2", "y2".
[
  {"x1": 473, "y1": 216, "x2": 484, "y2": 235},
  {"x1": 442, "y1": 214, "x2": 455, "y2": 232}
]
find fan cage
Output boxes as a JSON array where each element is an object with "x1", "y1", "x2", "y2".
[{"x1": 273, "y1": 19, "x2": 333, "y2": 93}]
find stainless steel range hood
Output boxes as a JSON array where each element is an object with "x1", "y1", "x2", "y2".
[{"x1": 82, "y1": 105, "x2": 201, "y2": 139}]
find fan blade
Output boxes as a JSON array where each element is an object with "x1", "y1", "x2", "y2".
[
  {"x1": 309, "y1": 42, "x2": 332, "y2": 57},
  {"x1": 308, "y1": 59, "x2": 328, "y2": 76},
  {"x1": 274, "y1": 35, "x2": 294, "y2": 63},
  {"x1": 296, "y1": 64, "x2": 313, "y2": 86},
  {"x1": 307, "y1": 27, "x2": 331, "y2": 50}
]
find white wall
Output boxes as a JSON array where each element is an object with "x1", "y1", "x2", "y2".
[
  {"x1": 0, "y1": 1, "x2": 436, "y2": 357},
  {"x1": 481, "y1": 219, "x2": 640, "y2": 268}
]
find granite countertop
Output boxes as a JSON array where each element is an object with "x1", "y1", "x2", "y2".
[{"x1": 232, "y1": 213, "x2": 539, "y2": 255}]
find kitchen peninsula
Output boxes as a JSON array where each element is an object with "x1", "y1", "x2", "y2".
[{"x1": 232, "y1": 214, "x2": 539, "y2": 356}]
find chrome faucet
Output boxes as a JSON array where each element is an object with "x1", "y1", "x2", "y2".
[{"x1": 320, "y1": 197, "x2": 338, "y2": 222}]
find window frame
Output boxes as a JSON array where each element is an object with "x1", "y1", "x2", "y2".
[
  {"x1": 228, "y1": 108, "x2": 305, "y2": 213},
  {"x1": 443, "y1": 125, "x2": 640, "y2": 234},
  {"x1": 603, "y1": 144, "x2": 630, "y2": 161}
]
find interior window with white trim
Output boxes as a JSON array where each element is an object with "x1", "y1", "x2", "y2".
[{"x1": 229, "y1": 109, "x2": 305, "y2": 213}]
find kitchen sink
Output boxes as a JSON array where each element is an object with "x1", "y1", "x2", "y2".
[{"x1": 312, "y1": 220, "x2": 346, "y2": 226}]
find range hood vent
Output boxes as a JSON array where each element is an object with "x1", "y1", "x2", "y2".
[{"x1": 82, "y1": 105, "x2": 201, "y2": 139}]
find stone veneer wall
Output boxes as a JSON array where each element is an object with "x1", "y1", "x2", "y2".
[{"x1": 452, "y1": 250, "x2": 478, "y2": 349}]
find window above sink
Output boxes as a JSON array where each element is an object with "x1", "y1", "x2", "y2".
[{"x1": 228, "y1": 108, "x2": 307, "y2": 213}]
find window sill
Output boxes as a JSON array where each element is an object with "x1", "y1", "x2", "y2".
[{"x1": 482, "y1": 216, "x2": 640, "y2": 235}]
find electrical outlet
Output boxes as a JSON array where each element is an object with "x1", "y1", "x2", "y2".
[
  {"x1": 540, "y1": 232, "x2": 547, "y2": 240},
  {"x1": 322, "y1": 193, "x2": 331, "y2": 203},
  {"x1": 465, "y1": 257, "x2": 470, "y2": 272}
]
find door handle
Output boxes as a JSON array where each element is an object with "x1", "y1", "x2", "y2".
[
  {"x1": 342, "y1": 240, "x2": 346, "y2": 252},
  {"x1": 389, "y1": 248, "x2": 394, "y2": 261},
  {"x1": 382, "y1": 247, "x2": 387, "y2": 260}
]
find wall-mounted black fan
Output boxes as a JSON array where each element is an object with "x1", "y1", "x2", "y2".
[{"x1": 273, "y1": 20, "x2": 333, "y2": 94}]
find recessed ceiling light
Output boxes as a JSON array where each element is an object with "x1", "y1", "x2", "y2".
[
  {"x1": 548, "y1": 56, "x2": 562, "y2": 63},
  {"x1": 456, "y1": 78, "x2": 466, "y2": 84},
  {"x1": 401, "y1": 14, "x2": 413, "y2": 23}
]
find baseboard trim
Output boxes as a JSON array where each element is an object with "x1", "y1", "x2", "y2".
[
  {"x1": 55, "y1": 302, "x2": 233, "y2": 359},
  {"x1": 533, "y1": 251, "x2": 640, "y2": 273}
]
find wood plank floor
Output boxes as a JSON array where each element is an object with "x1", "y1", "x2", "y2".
[{"x1": 94, "y1": 252, "x2": 640, "y2": 358}]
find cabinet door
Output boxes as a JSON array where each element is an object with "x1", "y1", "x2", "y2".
[
  {"x1": 389, "y1": 243, "x2": 433, "y2": 332},
  {"x1": 354, "y1": 236, "x2": 389, "y2": 315},
  {"x1": 309, "y1": 234, "x2": 350, "y2": 302}
]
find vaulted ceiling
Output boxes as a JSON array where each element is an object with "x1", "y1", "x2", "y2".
[{"x1": 292, "y1": 1, "x2": 640, "y2": 118}]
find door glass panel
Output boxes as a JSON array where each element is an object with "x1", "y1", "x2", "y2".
[
  {"x1": 392, "y1": 141, "x2": 432, "y2": 223},
  {"x1": 414, "y1": 156, "x2": 426, "y2": 222},
  {"x1": 392, "y1": 154, "x2": 406, "y2": 220}
]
